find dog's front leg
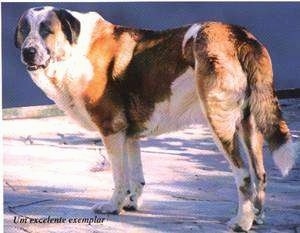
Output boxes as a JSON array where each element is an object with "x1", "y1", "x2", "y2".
[
  {"x1": 123, "y1": 138, "x2": 145, "y2": 211},
  {"x1": 92, "y1": 131, "x2": 130, "y2": 214}
]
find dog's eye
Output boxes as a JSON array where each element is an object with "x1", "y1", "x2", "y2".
[
  {"x1": 20, "y1": 20, "x2": 30, "y2": 36},
  {"x1": 39, "y1": 21, "x2": 53, "y2": 38}
]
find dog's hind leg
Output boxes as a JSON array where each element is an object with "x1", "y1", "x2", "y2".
[
  {"x1": 191, "y1": 22, "x2": 262, "y2": 231},
  {"x1": 194, "y1": 55, "x2": 256, "y2": 232},
  {"x1": 240, "y1": 114, "x2": 266, "y2": 225},
  {"x1": 195, "y1": 84, "x2": 256, "y2": 231},
  {"x1": 92, "y1": 131, "x2": 130, "y2": 214},
  {"x1": 123, "y1": 138, "x2": 145, "y2": 211},
  {"x1": 202, "y1": 120, "x2": 256, "y2": 232},
  {"x1": 195, "y1": 76, "x2": 256, "y2": 231}
]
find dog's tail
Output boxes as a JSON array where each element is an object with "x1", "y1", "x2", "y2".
[{"x1": 238, "y1": 36, "x2": 297, "y2": 176}]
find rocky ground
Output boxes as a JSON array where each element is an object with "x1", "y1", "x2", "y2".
[{"x1": 3, "y1": 99, "x2": 300, "y2": 233}]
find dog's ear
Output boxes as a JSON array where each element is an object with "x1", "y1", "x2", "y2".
[
  {"x1": 14, "y1": 24, "x2": 22, "y2": 49},
  {"x1": 54, "y1": 9, "x2": 81, "y2": 44},
  {"x1": 14, "y1": 17, "x2": 25, "y2": 49},
  {"x1": 14, "y1": 13, "x2": 30, "y2": 49}
]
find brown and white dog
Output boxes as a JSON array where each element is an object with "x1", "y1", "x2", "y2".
[{"x1": 15, "y1": 6, "x2": 297, "y2": 232}]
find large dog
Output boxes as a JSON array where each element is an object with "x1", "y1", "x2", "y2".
[{"x1": 15, "y1": 6, "x2": 296, "y2": 232}]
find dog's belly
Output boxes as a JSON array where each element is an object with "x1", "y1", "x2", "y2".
[{"x1": 141, "y1": 68, "x2": 204, "y2": 137}]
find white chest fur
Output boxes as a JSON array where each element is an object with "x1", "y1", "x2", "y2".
[
  {"x1": 142, "y1": 68, "x2": 204, "y2": 136},
  {"x1": 29, "y1": 57, "x2": 98, "y2": 132}
]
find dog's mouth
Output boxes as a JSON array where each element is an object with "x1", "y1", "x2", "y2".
[
  {"x1": 26, "y1": 64, "x2": 47, "y2": 71},
  {"x1": 26, "y1": 59, "x2": 50, "y2": 72}
]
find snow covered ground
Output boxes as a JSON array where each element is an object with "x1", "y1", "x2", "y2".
[{"x1": 3, "y1": 99, "x2": 300, "y2": 233}]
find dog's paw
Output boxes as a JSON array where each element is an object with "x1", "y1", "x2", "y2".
[
  {"x1": 227, "y1": 216, "x2": 253, "y2": 232},
  {"x1": 253, "y1": 211, "x2": 265, "y2": 225},
  {"x1": 123, "y1": 204, "x2": 137, "y2": 211},
  {"x1": 92, "y1": 202, "x2": 119, "y2": 215},
  {"x1": 123, "y1": 196, "x2": 138, "y2": 211},
  {"x1": 122, "y1": 194, "x2": 142, "y2": 212}
]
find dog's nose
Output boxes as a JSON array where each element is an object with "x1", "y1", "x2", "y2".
[
  {"x1": 22, "y1": 47, "x2": 37, "y2": 63},
  {"x1": 23, "y1": 47, "x2": 37, "y2": 56}
]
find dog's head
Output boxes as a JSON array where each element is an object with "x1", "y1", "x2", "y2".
[{"x1": 15, "y1": 6, "x2": 81, "y2": 71}]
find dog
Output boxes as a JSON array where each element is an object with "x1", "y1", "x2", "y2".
[{"x1": 15, "y1": 6, "x2": 297, "y2": 232}]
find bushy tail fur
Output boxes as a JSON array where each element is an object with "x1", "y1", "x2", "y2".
[{"x1": 238, "y1": 37, "x2": 297, "y2": 176}]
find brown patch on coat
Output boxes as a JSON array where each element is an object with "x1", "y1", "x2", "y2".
[
  {"x1": 118, "y1": 26, "x2": 191, "y2": 135},
  {"x1": 193, "y1": 23, "x2": 243, "y2": 143},
  {"x1": 83, "y1": 20, "x2": 128, "y2": 136},
  {"x1": 84, "y1": 22, "x2": 191, "y2": 136}
]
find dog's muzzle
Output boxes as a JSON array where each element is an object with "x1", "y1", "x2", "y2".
[{"x1": 22, "y1": 46, "x2": 50, "y2": 71}]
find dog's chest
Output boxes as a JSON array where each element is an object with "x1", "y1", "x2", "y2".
[
  {"x1": 30, "y1": 60, "x2": 99, "y2": 132},
  {"x1": 52, "y1": 84, "x2": 98, "y2": 132}
]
